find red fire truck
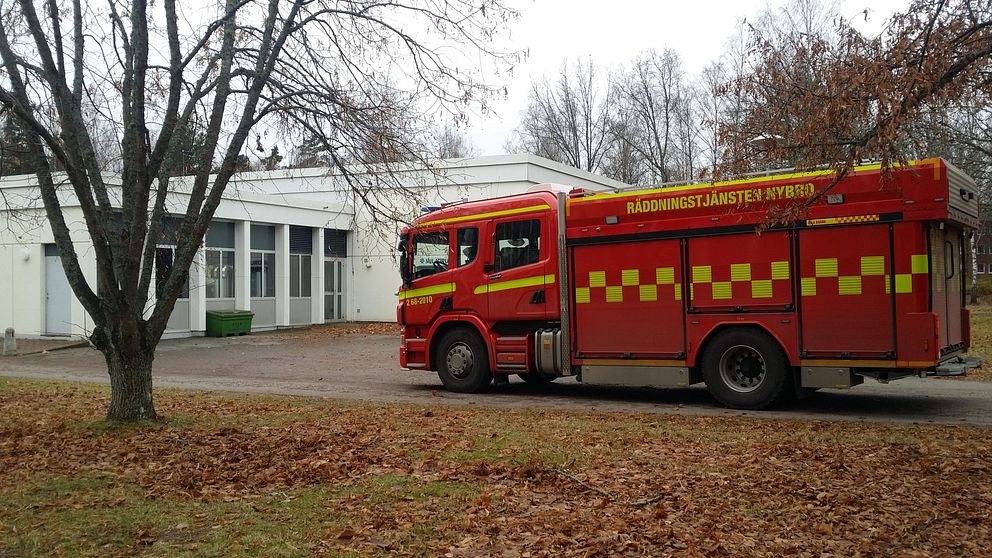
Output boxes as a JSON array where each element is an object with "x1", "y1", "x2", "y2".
[{"x1": 396, "y1": 158, "x2": 981, "y2": 409}]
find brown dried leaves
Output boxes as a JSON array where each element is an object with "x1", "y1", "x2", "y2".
[{"x1": 1, "y1": 380, "x2": 990, "y2": 556}]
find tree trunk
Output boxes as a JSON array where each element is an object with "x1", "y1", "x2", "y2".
[{"x1": 105, "y1": 349, "x2": 156, "y2": 420}]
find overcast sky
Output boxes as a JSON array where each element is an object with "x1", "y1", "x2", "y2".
[{"x1": 468, "y1": 0, "x2": 911, "y2": 155}]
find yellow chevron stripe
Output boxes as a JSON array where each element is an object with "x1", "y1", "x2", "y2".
[
  {"x1": 815, "y1": 258, "x2": 838, "y2": 277},
  {"x1": 605, "y1": 286, "x2": 623, "y2": 303},
  {"x1": 398, "y1": 282, "x2": 456, "y2": 300},
  {"x1": 838, "y1": 276, "x2": 862, "y2": 295},
  {"x1": 473, "y1": 274, "x2": 555, "y2": 295},
  {"x1": 575, "y1": 287, "x2": 590, "y2": 304},
  {"x1": 418, "y1": 204, "x2": 550, "y2": 227},
  {"x1": 860, "y1": 256, "x2": 885, "y2": 276},
  {"x1": 751, "y1": 279, "x2": 773, "y2": 298},
  {"x1": 712, "y1": 281, "x2": 733, "y2": 299},
  {"x1": 622, "y1": 269, "x2": 640, "y2": 286},
  {"x1": 656, "y1": 267, "x2": 675, "y2": 285},
  {"x1": 771, "y1": 261, "x2": 790, "y2": 280},
  {"x1": 692, "y1": 266, "x2": 712, "y2": 283},
  {"x1": 730, "y1": 263, "x2": 751, "y2": 282}
]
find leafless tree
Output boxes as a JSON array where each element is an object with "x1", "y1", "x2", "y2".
[
  {"x1": 432, "y1": 122, "x2": 479, "y2": 159},
  {"x1": 696, "y1": 60, "x2": 727, "y2": 178},
  {"x1": 0, "y1": 0, "x2": 517, "y2": 420},
  {"x1": 611, "y1": 49, "x2": 697, "y2": 184},
  {"x1": 511, "y1": 60, "x2": 613, "y2": 174}
]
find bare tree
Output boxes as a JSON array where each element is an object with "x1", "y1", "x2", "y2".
[
  {"x1": 0, "y1": 0, "x2": 516, "y2": 420},
  {"x1": 432, "y1": 122, "x2": 479, "y2": 159},
  {"x1": 696, "y1": 60, "x2": 727, "y2": 177},
  {"x1": 511, "y1": 60, "x2": 613, "y2": 174},
  {"x1": 612, "y1": 49, "x2": 695, "y2": 183}
]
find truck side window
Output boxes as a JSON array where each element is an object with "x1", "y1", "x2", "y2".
[
  {"x1": 494, "y1": 219, "x2": 540, "y2": 272},
  {"x1": 457, "y1": 228, "x2": 478, "y2": 267},
  {"x1": 412, "y1": 231, "x2": 449, "y2": 279}
]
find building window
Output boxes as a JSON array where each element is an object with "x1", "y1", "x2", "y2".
[
  {"x1": 979, "y1": 263, "x2": 986, "y2": 274},
  {"x1": 155, "y1": 246, "x2": 189, "y2": 300},
  {"x1": 205, "y1": 222, "x2": 236, "y2": 299},
  {"x1": 494, "y1": 219, "x2": 541, "y2": 272},
  {"x1": 290, "y1": 255, "x2": 311, "y2": 297},
  {"x1": 250, "y1": 224, "x2": 276, "y2": 298},
  {"x1": 289, "y1": 226, "x2": 312, "y2": 298},
  {"x1": 325, "y1": 229, "x2": 348, "y2": 257}
]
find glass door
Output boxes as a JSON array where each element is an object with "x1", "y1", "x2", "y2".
[{"x1": 324, "y1": 258, "x2": 345, "y2": 321}]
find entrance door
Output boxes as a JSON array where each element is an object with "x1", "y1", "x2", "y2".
[
  {"x1": 324, "y1": 258, "x2": 345, "y2": 321},
  {"x1": 44, "y1": 244, "x2": 72, "y2": 336}
]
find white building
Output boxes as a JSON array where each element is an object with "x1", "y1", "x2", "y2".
[{"x1": 0, "y1": 155, "x2": 625, "y2": 338}]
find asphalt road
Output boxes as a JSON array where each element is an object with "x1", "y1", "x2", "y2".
[{"x1": 2, "y1": 330, "x2": 991, "y2": 426}]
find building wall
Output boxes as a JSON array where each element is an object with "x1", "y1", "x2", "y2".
[
  {"x1": 0, "y1": 180, "x2": 354, "y2": 338},
  {"x1": 0, "y1": 206, "x2": 95, "y2": 337},
  {"x1": 0, "y1": 155, "x2": 628, "y2": 334},
  {"x1": 231, "y1": 156, "x2": 628, "y2": 322}
]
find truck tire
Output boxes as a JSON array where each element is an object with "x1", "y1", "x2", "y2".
[
  {"x1": 701, "y1": 328, "x2": 791, "y2": 410},
  {"x1": 436, "y1": 329, "x2": 493, "y2": 393}
]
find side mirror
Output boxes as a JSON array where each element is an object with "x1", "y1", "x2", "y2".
[{"x1": 483, "y1": 263, "x2": 494, "y2": 273}]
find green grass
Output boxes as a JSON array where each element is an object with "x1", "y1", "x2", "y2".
[
  {"x1": 0, "y1": 475, "x2": 358, "y2": 558},
  {"x1": 0, "y1": 472, "x2": 487, "y2": 558}
]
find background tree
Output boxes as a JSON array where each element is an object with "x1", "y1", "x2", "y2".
[
  {"x1": 720, "y1": 0, "x2": 992, "y2": 195},
  {"x1": 511, "y1": 60, "x2": 613, "y2": 174},
  {"x1": 612, "y1": 49, "x2": 695, "y2": 183},
  {"x1": 262, "y1": 145, "x2": 283, "y2": 171},
  {"x1": 432, "y1": 123, "x2": 479, "y2": 159},
  {"x1": 290, "y1": 133, "x2": 333, "y2": 169},
  {"x1": 0, "y1": 0, "x2": 516, "y2": 420},
  {"x1": 0, "y1": 113, "x2": 34, "y2": 175}
]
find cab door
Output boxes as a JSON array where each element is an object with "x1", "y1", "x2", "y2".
[{"x1": 483, "y1": 217, "x2": 555, "y2": 322}]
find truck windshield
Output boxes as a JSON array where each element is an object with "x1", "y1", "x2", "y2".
[{"x1": 412, "y1": 231, "x2": 449, "y2": 280}]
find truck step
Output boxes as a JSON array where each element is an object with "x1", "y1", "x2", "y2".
[{"x1": 934, "y1": 355, "x2": 983, "y2": 376}]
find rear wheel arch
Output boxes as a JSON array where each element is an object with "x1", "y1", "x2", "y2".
[
  {"x1": 691, "y1": 322, "x2": 796, "y2": 369},
  {"x1": 697, "y1": 325, "x2": 795, "y2": 410}
]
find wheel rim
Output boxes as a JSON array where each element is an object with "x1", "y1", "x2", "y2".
[
  {"x1": 718, "y1": 344, "x2": 766, "y2": 393},
  {"x1": 445, "y1": 342, "x2": 475, "y2": 379}
]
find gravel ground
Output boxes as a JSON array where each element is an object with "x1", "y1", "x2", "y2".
[{"x1": 2, "y1": 325, "x2": 991, "y2": 426}]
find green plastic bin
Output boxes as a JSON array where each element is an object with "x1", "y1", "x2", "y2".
[{"x1": 205, "y1": 310, "x2": 254, "y2": 337}]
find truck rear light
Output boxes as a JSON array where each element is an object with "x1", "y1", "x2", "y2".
[{"x1": 934, "y1": 314, "x2": 941, "y2": 351}]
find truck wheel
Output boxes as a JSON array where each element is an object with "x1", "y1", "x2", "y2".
[
  {"x1": 702, "y1": 328, "x2": 791, "y2": 410},
  {"x1": 436, "y1": 329, "x2": 493, "y2": 393}
]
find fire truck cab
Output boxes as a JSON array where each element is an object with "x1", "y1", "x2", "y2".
[{"x1": 397, "y1": 159, "x2": 981, "y2": 409}]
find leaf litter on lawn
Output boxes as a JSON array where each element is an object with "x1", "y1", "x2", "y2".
[{"x1": 1, "y1": 378, "x2": 990, "y2": 557}]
